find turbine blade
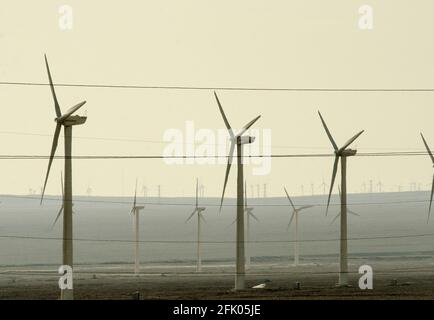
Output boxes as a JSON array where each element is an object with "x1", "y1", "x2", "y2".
[
  {"x1": 132, "y1": 179, "x2": 137, "y2": 212},
  {"x1": 51, "y1": 205, "x2": 64, "y2": 229},
  {"x1": 326, "y1": 156, "x2": 339, "y2": 216},
  {"x1": 298, "y1": 205, "x2": 314, "y2": 212},
  {"x1": 428, "y1": 174, "x2": 434, "y2": 223},
  {"x1": 318, "y1": 111, "x2": 338, "y2": 152},
  {"x1": 420, "y1": 133, "x2": 434, "y2": 164},
  {"x1": 339, "y1": 130, "x2": 364, "y2": 152},
  {"x1": 41, "y1": 123, "x2": 62, "y2": 204},
  {"x1": 200, "y1": 214, "x2": 207, "y2": 224},
  {"x1": 44, "y1": 55, "x2": 61, "y2": 118},
  {"x1": 230, "y1": 217, "x2": 237, "y2": 226},
  {"x1": 214, "y1": 92, "x2": 234, "y2": 139},
  {"x1": 196, "y1": 178, "x2": 199, "y2": 208},
  {"x1": 57, "y1": 101, "x2": 87, "y2": 123},
  {"x1": 348, "y1": 209, "x2": 360, "y2": 217},
  {"x1": 238, "y1": 115, "x2": 261, "y2": 137},
  {"x1": 250, "y1": 211, "x2": 260, "y2": 222},
  {"x1": 330, "y1": 212, "x2": 340, "y2": 225},
  {"x1": 283, "y1": 187, "x2": 296, "y2": 211},
  {"x1": 185, "y1": 209, "x2": 197, "y2": 223},
  {"x1": 219, "y1": 142, "x2": 235, "y2": 211},
  {"x1": 287, "y1": 211, "x2": 295, "y2": 231},
  {"x1": 60, "y1": 171, "x2": 64, "y2": 201}
]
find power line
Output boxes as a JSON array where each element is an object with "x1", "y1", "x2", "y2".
[
  {"x1": 1, "y1": 194, "x2": 432, "y2": 207},
  {"x1": 0, "y1": 151, "x2": 429, "y2": 160},
  {"x1": 0, "y1": 131, "x2": 425, "y2": 152},
  {"x1": 3, "y1": 81, "x2": 434, "y2": 92},
  {"x1": 0, "y1": 232, "x2": 433, "y2": 244}
]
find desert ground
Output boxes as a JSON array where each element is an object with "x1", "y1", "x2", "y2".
[{"x1": 1, "y1": 258, "x2": 433, "y2": 300}]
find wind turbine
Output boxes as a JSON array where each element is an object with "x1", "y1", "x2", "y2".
[
  {"x1": 214, "y1": 91, "x2": 261, "y2": 291},
  {"x1": 283, "y1": 187, "x2": 314, "y2": 266},
  {"x1": 318, "y1": 179, "x2": 327, "y2": 195},
  {"x1": 420, "y1": 133, "x2": 433, "y2": 223},
  {"x1": 142, "y1": 185, "x2": 148, "y2": 198},
  {"x1": 318, "y1": 111, "x2": 364, "y2": 286},
  {"x1": 330, "y1": 186, "x2": 360, "y2": 225},
  {"x1": 185, "y1": 179, "x2": 206, "y2": 272},
  {"x1": 130, "y1": 181, "x2": 144, "y2": 275},
  {"x1": 40, "y1": 55, "x2": 87, "y2": 300}
]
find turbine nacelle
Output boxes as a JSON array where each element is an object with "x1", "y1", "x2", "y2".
[
  {"x1": 337, "y1": 149, "x2": 357, "y2": 157},
  {"x1": 236, "y1": 135, "x2": 256, "y2": 145},
  {"x1": 58, "y1": 115, "x2": 87, "y2": 126}
]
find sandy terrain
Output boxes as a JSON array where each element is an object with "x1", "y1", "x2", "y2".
[{"x1": 1, "y1": 259, "x2": 433, "y2": 300}]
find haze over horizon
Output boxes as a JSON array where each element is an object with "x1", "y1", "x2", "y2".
[{"x1": 1, "y1": 0, "x2": 434, "y2": 198}]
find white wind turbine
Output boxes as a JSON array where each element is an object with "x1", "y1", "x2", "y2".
[
  {"x1": 214, "y1": 91, "x2": 261, "y2": 291},
  {"x1": 185, "y1": 179, "x2": 207, "y2": 272},
  {"x1": 283, "y1": 187, "x2": 314, "y2": 266},
  {"x1": 40, "y1": 55, "x2": 87, "y2": 300},
  {"x1": 130, "y1": 181, "x2": 144, "y2": 275},
  {"x1": 318, "y1": 111, "x2": 364, "y2": 286},
  {"x1": 420, "y1": 133, "x2": 433, "y2": 223},
  {"x1": 230, "y1": 180, "x2": 260, "y2": 269}
]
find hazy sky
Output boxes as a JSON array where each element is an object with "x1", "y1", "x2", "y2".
[{"x1": 0, "y1": 0, "x2": 434, "y2": 197}]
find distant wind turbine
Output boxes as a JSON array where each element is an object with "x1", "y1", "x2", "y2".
[
  {"x1": 318, "y1": 179, "x2": 327, "y2": 195},
  {"x1": 185, "y1": 179, "x2": 207, "y2": 272},
  {"x1": 377, "y1": 181, "x2": 384, "y2": 193},
  {"x1": 283, "y1": 187, "x2": 314, "y2": 266},
  {"x1": 318, "y1": 111, "x2": 364, "y2": 286},
  {"x1": 214, "y1": 91, "x2": 261, "y2": 291},
  {"x1": 40, "y1": 55, "x2": 87, "y2": 300},
  {"x1": 420, "y1": 133, "x2": 433, "y2": 223},
  {"x1": 141, "y1": 185, "x2": 148, "y2": 198},
  {"x1": 330, "y1": 186, "x2": 360, "y2": 225},
  {"x1": 130, "y1": 181, "x2": 144, "y2": 275}
]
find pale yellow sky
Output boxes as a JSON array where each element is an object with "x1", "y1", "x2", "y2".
[{"x1": 0, "y1": 0, "x2": 433, "y2": 197}]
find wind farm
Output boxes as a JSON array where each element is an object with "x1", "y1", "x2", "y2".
[{"x1": 0, "y1": 1, "x2": 434, "y2": 303}]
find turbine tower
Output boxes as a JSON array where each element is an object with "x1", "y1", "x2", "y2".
[
  {"x1": 318, "y1": 111, "x2": 364, "y2": 286},
  {"x1": 420, "y1": 133, "x2": 433, "y2": 223},
  {"x1": 130, "y1": 181, "x2": 144, "y2": 275},
  {"x1": 214, "y1": 91, "x2": 261, "y2": 291},
  {"x1": 185, "y1": 179, "x2": 206, "y2": 272},
  {"x1": 40, "y1": 55, "x2": 87, "y2": 300},
  {"x1": 283, "y1": 187, "x2": 314, "y2": 266},
  {"x1": 231, "y1": 180, "x2": 260, "y2": 268}
]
